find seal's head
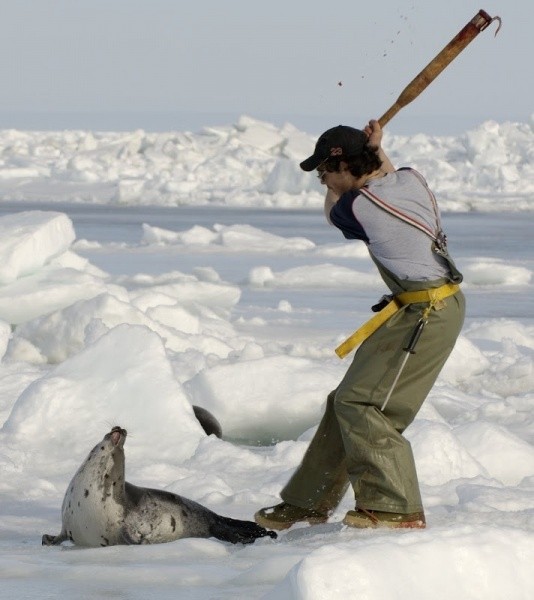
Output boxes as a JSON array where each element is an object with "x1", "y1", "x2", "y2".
[
  {"x1": 106, "y1": 426, "x2": 127, "y2": 449},
  {"x1": 83, "y1": 426, "x2": 128, "y2": 482}
]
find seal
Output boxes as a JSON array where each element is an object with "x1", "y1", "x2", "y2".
[
  {"x1": 192, "y1": 405, "x2": 222, "y2": 438},
  {"x1": 42, "y1": 426, "x2": 276, "y2": 547}
]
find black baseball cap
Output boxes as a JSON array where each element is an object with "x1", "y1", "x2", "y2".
[{"x1": 300, "y1": 125, "x2": 368, "y2": 171}]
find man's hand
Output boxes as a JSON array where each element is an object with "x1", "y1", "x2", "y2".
[{"x1": 363, "y1": 119, "x2": 383, "y2": 148}]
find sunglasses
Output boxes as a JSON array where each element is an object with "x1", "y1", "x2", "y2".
[{"x1": 316, "y1": 159, "x2": 340, "y2": 178}]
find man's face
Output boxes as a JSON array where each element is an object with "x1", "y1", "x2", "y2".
[{"x1": 317, "y1": 161, "x2": 361, "y2": 196}]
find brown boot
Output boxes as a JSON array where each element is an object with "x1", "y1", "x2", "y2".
[
  {"x1": 343, "y1": 508, "x2": 426, "y2": 529},
  {"x1": 254, "y1": 502, "x2": 328, "y2": 531}
]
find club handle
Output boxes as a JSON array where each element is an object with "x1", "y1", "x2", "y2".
[{"x1": 378, "y1": 10, "x2": 501, "y2": 127}]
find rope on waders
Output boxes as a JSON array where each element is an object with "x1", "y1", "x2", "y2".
[{"x1": 380, "y1": 294, "x2": 438, "y2": 412}]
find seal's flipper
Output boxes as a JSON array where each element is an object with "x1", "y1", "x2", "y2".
[
  {"x1": 42, "y1": 532, "x2": 68, "y2": 546},
  {"x1": 209, "y1": 516, "x2": 277, "y2": 545}
]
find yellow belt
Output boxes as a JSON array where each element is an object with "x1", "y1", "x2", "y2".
[{"x1": 335, "y1": 283, "x2": 460, "y2": 359}]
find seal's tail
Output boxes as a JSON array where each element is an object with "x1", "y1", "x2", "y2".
[{"x1": 210, "y1": 516, "x2": 277, "y2": 544}]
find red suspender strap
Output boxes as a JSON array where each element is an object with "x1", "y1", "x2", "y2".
[{"x1": 358, "y1": 169, "x2": 443, "y2": 243}]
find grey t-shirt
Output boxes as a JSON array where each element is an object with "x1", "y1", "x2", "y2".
[{"x1": 330, "y1": 168, "x2": 451, "y2": 283}]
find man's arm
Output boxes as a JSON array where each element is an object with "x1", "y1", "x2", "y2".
[
  {"x1": 324, "y1": 188, "x2": 339, "y2": 225},
  {"x1": 365, "y1": 119, "x2": 395, "y2": 173}
]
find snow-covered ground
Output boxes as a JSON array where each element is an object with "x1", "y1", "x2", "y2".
[{"x1": 0, "y1": 117, "x2": 533, "y2": 599}]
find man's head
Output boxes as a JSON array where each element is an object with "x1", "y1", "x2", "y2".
[
  {"x1": 300, "y1": 125, "x2": 382, "y2": 180},
  {"x1": 300, "y1": 126, "x2": 367, "y2": 171}
]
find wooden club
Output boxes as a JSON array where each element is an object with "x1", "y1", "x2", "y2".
[{"x1": 378, "y1": 9, "x2": 501, "y2": 127}]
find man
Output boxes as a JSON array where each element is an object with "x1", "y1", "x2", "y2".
[{"x1": 255, "y1": 120, "x2": 465, "y2": 530}]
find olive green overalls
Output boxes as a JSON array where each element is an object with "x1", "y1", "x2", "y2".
[{"x1": 280, "y1": 257, "x2": 465, "y2": 514}]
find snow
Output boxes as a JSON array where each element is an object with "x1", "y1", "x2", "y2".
[
  {"x1": 0, "y1": 116, "x2": 533, "y2": 599},
  {"x1": 0, "y1": 211, "x2": 75, "y2": 284},
  {"x1": 0, "y1": 115, "x2": 532, "y2": 211}
]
